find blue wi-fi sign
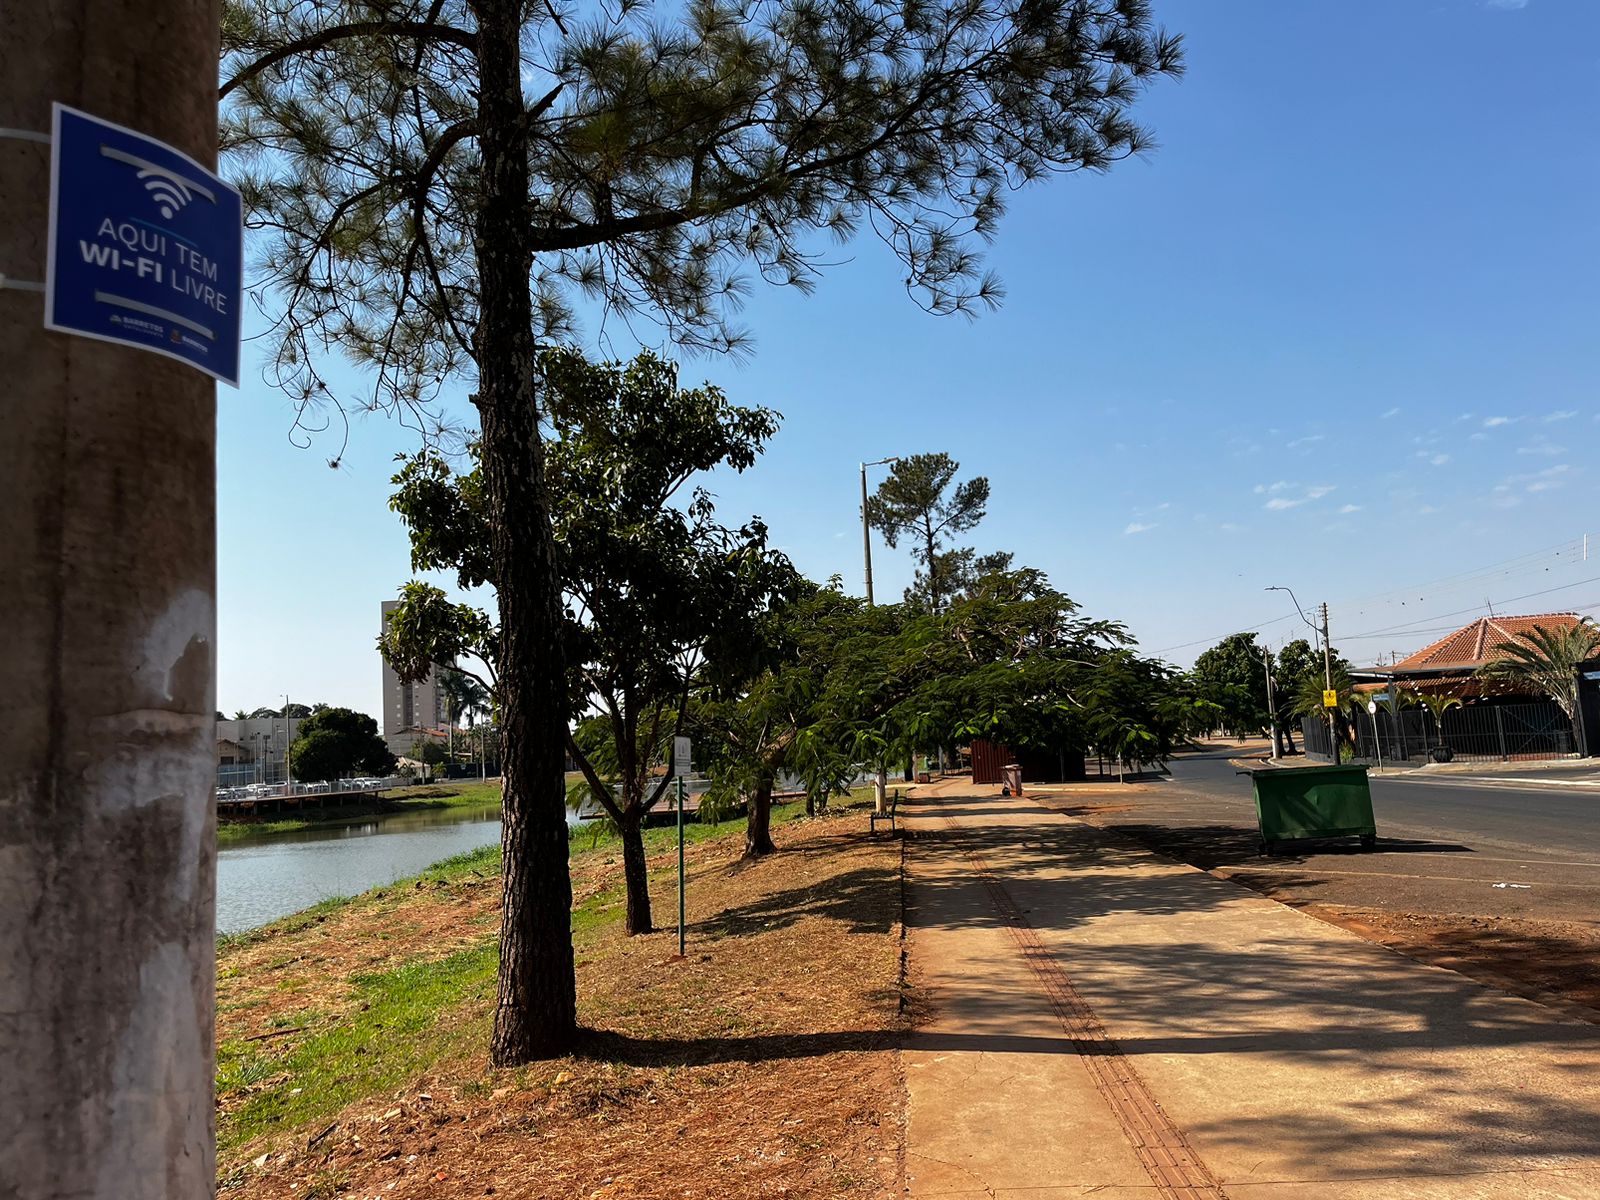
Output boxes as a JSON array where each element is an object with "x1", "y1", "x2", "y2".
[{"x1": 45, "y1": 104, "x2": 243, "y2": 387}]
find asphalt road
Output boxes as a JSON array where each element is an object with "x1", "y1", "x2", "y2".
[{"x1": 1040, "y1": 749, "x2": 1600, "y2": 923}]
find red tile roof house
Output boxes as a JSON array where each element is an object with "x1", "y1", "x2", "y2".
[
  {"x1": 1352, "y1": 613, "x2": 1592, "y2": 700},
  {"x1": 1349, "y1": 613, "x2": 1600, "y2": 761}
]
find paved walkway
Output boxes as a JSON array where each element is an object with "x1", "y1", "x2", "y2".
[{"x1": 902, "y1": 778, "x2": 1600, "y2": 1199}]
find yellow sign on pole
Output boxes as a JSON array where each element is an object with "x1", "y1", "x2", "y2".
[{"x1": 1322, "y1": 689, "x2": 1339, "y2": 708}]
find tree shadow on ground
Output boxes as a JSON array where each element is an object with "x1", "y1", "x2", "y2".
[
  {"x1": 1101, "y1": 820, "x2": 1473, "y2": 871},
  {"x1": 697, "y1": 865, "x2": 897, "y2": 939},
  {"x1": 899, "y1": 785, "x2": 1600, "y2": 1182}
]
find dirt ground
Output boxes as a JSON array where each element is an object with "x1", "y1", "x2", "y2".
[
  {"x1": 219, "y1": 812, "x2": 907, "y2": 1198},
  {"x1": 1272, "y1": 901, "x2": 1600, "y2": 1023}
]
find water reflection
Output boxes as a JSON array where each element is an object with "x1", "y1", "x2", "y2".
[{"x1": 217, "y1": 805, "x2": 511, "y2": 934}]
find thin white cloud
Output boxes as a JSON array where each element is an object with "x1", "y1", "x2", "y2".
[
  {"x1": 1415, "y1": 451, "x2": 1451, "y2": 466},
  {"x1": 1339, "y1": 504, "x2": 1363, "y2": 514},
  {"x1": 1544, "y1": 410, "x2": 1578, "y2": 423},
  {"x1": 1483, "y1": 416, "x2": 1515, "y2": 428},
  {"x1": 1124, "y1": 522, "x2": 1156, "y2": 535},
  {"x1": 1484, "y1": 0, "x2": 1530, "y2": 9},
  {"x1": 1265, "y1": 484, "x2": 1335, "y2": 511},
  {"x1": 1518, "y1": 441, "x2": 1565, "y2": 457},
  {"x1": 1381, "y1": 407, "x2": 1401, "y2": 419},
  {"x1": 1500, "y1": 463, "x2": 1572, "y2": 494},
  {"x1": 1287, "y1": 434, "x2": 1326, "y2": 449}
]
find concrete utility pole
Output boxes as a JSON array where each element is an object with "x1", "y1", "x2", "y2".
[
  {"x1": 1, "y1": 4, "x2": 219, "y2": 1197},
  {"x1": 1320, "y1": 602, "x2": 1337, "y2": 761}
]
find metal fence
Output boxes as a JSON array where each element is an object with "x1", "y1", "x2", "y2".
[{"x1": 1302, "y1": 699, "x2": 1578, "y2": 765}]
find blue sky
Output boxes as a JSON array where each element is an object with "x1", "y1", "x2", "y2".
[{"x1": 218, "y1": 0, "x2": 1600, "y2": 718}]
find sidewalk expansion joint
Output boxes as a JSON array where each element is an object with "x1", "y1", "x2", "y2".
[{"x1": 937, "y1": 807, "x2": 1230, "y2": 1200}]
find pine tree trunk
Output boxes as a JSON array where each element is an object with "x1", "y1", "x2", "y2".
[
  {"x1": 475, "y1": 0, "x2": 577, "y2": 1065},
  {"x1": 619, "y1": 810, "x2": 654, "y2": 935},
  {"x1": 3, "y1": 3, "x2": 218, "y2": 1193},
  {"x1": 744, "y1": 767, "x2": 778, "y2": 859}
]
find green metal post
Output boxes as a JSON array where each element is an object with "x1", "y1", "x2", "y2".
[{"x1": 676, "y1": 775, "x2": 686, "y2": 956}]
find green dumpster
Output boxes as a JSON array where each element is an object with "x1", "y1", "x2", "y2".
[{"x1": 1245, "y1": 764, "x2": 1376, "y2": 855}]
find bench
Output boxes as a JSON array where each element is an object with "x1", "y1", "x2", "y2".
[{"x1": 870, "y1": 789, "x2": 902, "y2": 834}]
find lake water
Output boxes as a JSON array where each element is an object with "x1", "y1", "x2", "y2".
[
  {"x1": 215, "y1": 773, "x2": 855, "y2": 934},
  {"x1": 216, "y1": 805, "x2": 506, "y2": 934}
]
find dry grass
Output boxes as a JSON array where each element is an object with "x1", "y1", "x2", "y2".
[{"x1": 217, "y1": 808, "x2": 906, "y2": 1198}]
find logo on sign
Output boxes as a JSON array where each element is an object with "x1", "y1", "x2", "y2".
[{"x1": 138, "y1": 167, "x2": 193, "y2": 219}]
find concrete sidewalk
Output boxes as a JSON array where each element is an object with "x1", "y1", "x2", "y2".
[{"x1": 902, "y1": 778, "x2": 1600, "y2": 1198}]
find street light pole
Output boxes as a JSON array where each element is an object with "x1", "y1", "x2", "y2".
[
  {"x1": 1262, "y1": 649, "x2": 1282, "y2": 759},
  {"x1": 1266, "y1": 585, "x2": 1338, "y2": 762},
  {"x1": 860, "y1": 456, "x2": 898, "y2": 810},
  {"x1": 283, "y1": 693, "x2": 293, "y2": 792},
  {"x1": 860, "y1": 462, "x2": 875, "y2": 606}
]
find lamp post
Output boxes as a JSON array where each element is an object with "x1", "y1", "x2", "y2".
[
  {"x1": 1262, "y1": 648, "x2": 1282, "y2": 759},
  {"x1": 1266, "y1": 586, "x2": 1337, "y2": 761},
  {"x1": 860, "y1": 456, "x2": 899, "y2": 810}
]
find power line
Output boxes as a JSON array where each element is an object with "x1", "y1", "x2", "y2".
[
  {"x1": 1333, "y1": 535, "x2": 1590, "y2": 614},
  {"x1": 1338, "y1": 573, "x2": 1600, "y2": 641},
  {"x1": 1154, "y1": 533, "x2": 1600, "y2": 661},
  {"x1": 1150, "y1": 612, "x2": 1299, "y2": 656}
]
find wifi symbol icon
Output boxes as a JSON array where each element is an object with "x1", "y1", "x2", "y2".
[{"x1": 137, "y1": 167, "x2": 194, "y2": 220}]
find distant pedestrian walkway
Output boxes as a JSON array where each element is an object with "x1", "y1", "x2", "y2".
[{"x1": 902, "y1": 777, "x2": 1600, "y2": 1198}]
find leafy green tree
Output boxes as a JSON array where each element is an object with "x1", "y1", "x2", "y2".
[
  {"x1": 804, "y1": 568, "x2": 1178, "y2": 785},
  {"x1": 408, "y1": 737, "x2": 450, "y2": 779},
  {"x1": 384, "y1": 349, "x2": 798, "y2": 934},
  {"x1": 866, "y1": 453, "x2": 993, "y2": 612},
  {"x1": 694, "y1": 582, "x2": 868, "y2": 858},
  {"x1": 1478, "y1": 619, "x2": 1600, "y2": 722},
  {"x1": 289, "y1": 707, "x2": 397, "y2": 781},
  {"x1": 1191, "y1": 633, "x2": 1271, "y2": 737},
  {"x1": 250, "y1": 702, "x2": 315, "y2": 719},
  {"x1": 224, "y1": 0, "x2": 1181, "y2": 1063}
]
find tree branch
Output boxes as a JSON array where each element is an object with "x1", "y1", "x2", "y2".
[
  {"x1": 221, "y1": 21, "x2": 478, "y2": 100},
  {"x1": 567, "y1": 731, "x2": 624, "y2": 823}
]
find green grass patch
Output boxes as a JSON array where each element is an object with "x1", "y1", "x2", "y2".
[{"x1": 218, "y1": 939, "x2": 500, "y2": 1151}]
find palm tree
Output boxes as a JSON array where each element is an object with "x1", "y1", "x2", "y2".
[
  {"x1": 437, "y1": 669, "x2": 493, "y2": 765},
  {"x1": 1420, "y1": 694, "x2": 1465, "y2": 723},
  {"x1": 1477, "y1": 619, "x2": 1600, "y2": 722}
]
